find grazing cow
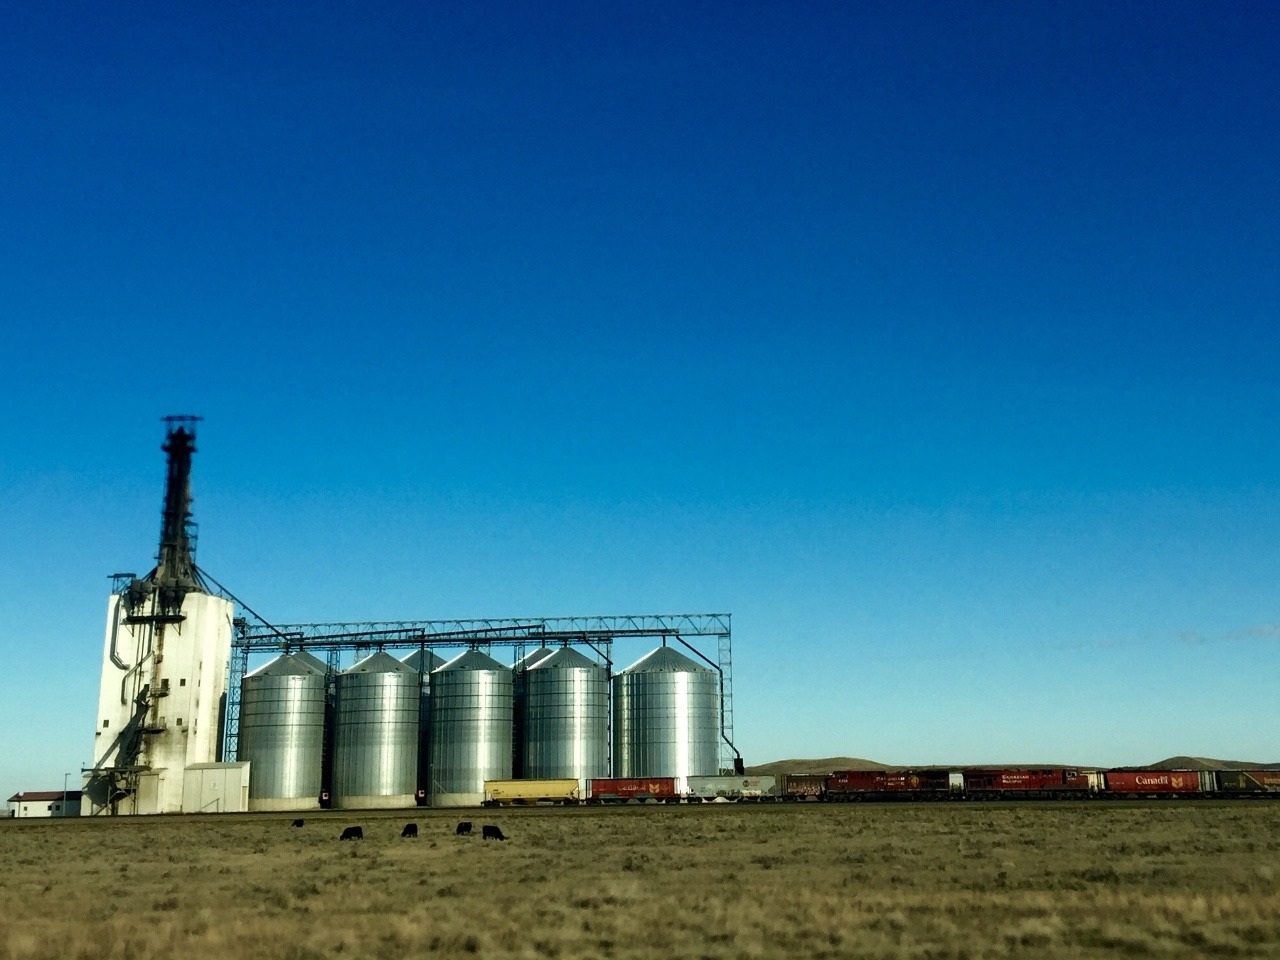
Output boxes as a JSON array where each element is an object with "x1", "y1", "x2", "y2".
[
  {"x1": 401, "y1": 822, "x2": 418, "y2": 838},
  {"x1": 455, "y1": 821, "x2": 472, "y2": 836},
  {"x1": 482, "y1": 825, "x2": 506, "y2": 841},
  {"x1": 291, "y1": 818, "x2": 305, "y2": 828},
  {"x1": 339, "y1": 825, "x2": 363, "y2": 841}
]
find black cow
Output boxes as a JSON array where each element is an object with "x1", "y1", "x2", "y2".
[
  {"x1": 291, "y1": 818, "x2": 305, "y2": 828},
  {"x1": 339, "y1": 825, "x2": 363, "y2": 841},
  {"x1": 482, "y1": 824, "x2": 506, "y2": 841},
  {"x1": 401, "y1": 823, "x2": 418, "y2": 838},
  {"x1": 455, "y1": 821, "x2": 472, "y2": 836}
]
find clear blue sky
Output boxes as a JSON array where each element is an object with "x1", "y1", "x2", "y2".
[{"x1": 3, "y1": 1, "x2": 1278, "y2": 798}]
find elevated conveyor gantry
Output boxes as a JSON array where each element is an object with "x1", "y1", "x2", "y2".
[{"x1": 225, "y1": 613, "x2": 737, "y2": 773}]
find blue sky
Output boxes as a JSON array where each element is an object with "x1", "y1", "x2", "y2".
[{"x1": 3, "y1": 1, "x2": 1278, "y2": 798}]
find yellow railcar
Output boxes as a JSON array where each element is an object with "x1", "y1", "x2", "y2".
[{"x1": 482, "y1": 778, "x2": 580, "y2": 806}]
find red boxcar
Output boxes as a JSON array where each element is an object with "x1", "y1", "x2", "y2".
[
  {"x1": 1104, "y1": 770, "x2": 1208, "y2": 795},
  {"x1": 827, "y1": 770, "x2": 951, "y2": 800},
  {"x1": 587, "y1": 778, "x2": 678, "y2": 803},
  {"x1": 963, "y1": 768, "x2": 1094, "y2": 798}
]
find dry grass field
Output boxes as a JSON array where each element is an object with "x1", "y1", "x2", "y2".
[{"x1": 2, "y1": 801, "x2": 1278, "y2": 959}]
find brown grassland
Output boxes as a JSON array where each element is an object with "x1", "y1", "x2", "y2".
[{"x1": 2, "y1": 801, "x2": 1278, "y2": 959}]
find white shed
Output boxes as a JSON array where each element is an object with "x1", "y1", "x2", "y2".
[{"x1": 181, "y1": 762, "x2": 251, "y2": 814}]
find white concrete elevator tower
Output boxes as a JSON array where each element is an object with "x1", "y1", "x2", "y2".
[{"x1": 83, "y1": 418, "x2": 233, "y2": 815}]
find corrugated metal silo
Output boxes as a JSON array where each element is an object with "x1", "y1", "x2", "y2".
[
  {"x1": 512, "y1": 647, "x2": 554, "y2": 778},
  {"x1": 428, "y1": 650, "x2": 512, "y2": 807},
  {"x1": 331, "y1": 652, "x2": 419, "y2": 809},
  {"x1": 613, "y1": 645, "x2": 720, "y2": 792},
  {"x1": 523, "y1": 647, "x2": 609, "y2": 783},
  {"x1": 401, "y1": 649, "x2": 445, "y2": 801},
  {"x1": 238, "y1": 653, "x2": 327, "y2": 811},
  {"x1": 285, "y1": 650, "x2": 335, "y2": 801}
]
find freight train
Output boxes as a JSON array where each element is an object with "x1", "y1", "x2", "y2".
[
  {"x1": 481, "y1": 776, "x2": 778, "y2": 805},
  {"x1": 477, "y1": 769, "x2": 1279, "y2": 806},
  {"x1": 784, "y1": 767, "x2": 1280, "y2": 801},
  {"x1": 480, "y1": 769, "x2": 1280, "y2": 805}
]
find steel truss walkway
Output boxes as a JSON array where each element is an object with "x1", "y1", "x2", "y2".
[{"x1": 226, "y1": 612, "x2": 736, "y2": 773}]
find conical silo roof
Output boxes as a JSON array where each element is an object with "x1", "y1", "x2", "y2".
[
  {"x1": 401, "y1": 649, "x2": 446, "y2": 673},
  {"x1": 342, "y1": 651, "x2": 415, "y2": 675},
  {"x1": 435, "y1": 649, "x2": 509, "y2": 673},
  {"x1": 246, "y1": 652, "x2": 326, "y2": 678},
  {"x1": 292, "y1": 651, "x2": 329, "y2": 674},
  {"x1": 529, "y1": 647, "x2": 600, "y2": 671},
  {"x1": 620, "y1": 645, "x2": 712, "y2": 674},
  {"x1": 515, "y1": 647, "x2": 555, "y2": 670}
]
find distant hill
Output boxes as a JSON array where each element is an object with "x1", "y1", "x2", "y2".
[
  {"x1": 1134, "y1": 756, "x2": 1280, "y2": 771},
  {"x1": 746, "y1": 757, "x2": 888, "y2": 777},
  {"x1": 746, "y1": 756, "x2": 1280, "y2": 776},
  {"x1": 747, "y1": 758, "x2": 1088, "y2": 775}
]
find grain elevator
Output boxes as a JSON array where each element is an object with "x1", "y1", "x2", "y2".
[
  {"x1": 81, "y1": 420, "x2": 741, "y2": 814},
  {"x1": 82, "y1": 418, "x2": 237, "y2": 815}
]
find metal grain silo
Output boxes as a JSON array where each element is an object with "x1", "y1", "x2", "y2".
[
  {"x1": 428, "y1": 650, "x2": 512, "y2": 807},
  {"x1": 512, "y1": 647, "x2": 554, "y2": 778},
  {"x1": 331, "y1": 652, "x2": 419, "y2": 809},
  {"x1": 401, "y1": 649, "x2": 445, "y2": 802},
  {"x1": 238, "y1": 653, "x2": 327, "y2": 811},
  {"x1": 523, "y1": 647, "x2": 609, "y2": 784},
  {"x1": 613, "y1": 645, "x2": 720, "y2": 792}
]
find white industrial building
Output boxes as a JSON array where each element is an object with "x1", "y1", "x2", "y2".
[
  {"x1": 84, "y1": 589, "x2": 235, "y2": 814},
  {"x1": 82, "y1": 419, "x2": 238, "y2": 816}
]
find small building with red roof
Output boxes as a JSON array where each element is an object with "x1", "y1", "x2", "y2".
[{"x1": 7, "y1": 791, "x2": 82, "y2": 818}]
